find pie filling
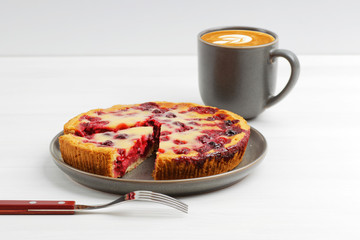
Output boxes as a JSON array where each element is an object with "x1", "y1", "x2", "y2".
[
  {"x1": 75, "y1": 103, "x2": 246, "y2": 155},
  {"x1": 82, "y1": 127, "x2": 156, "y2": 177},
  {"x1": 62, "y1": 102, "x2": 250, "y2": 179}
]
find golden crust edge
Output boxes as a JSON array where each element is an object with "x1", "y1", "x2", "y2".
[
  {"x1": 59, "y1": 134, "x2": 117, "y2": 177},
  {"x1": 153, "y1": 145, "x2": 247, "y2": 180}
]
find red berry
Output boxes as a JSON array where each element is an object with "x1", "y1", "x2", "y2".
[
  {"x1": 166, "y1": 113, "x2": 177, "y2": 118},
  {"x1": 115, "y1": 134, "x2": 128, "y2": 139},
  {"x1": 161, "y1": 136, "x2": 170, "y2": 141},
  {"x1": 173, "y1": 139, "x2": 187, "y2": 145},
  {"x1": 197, "y1": 135, "x2": 211, "y2": 144},
  {"x1": 173, "y1": 148, "x2": 190, "y2": 155},
  {"x1": 101, "y1": 140, "x2": 114, "y2": 146},
  {"x1": 161, "y1": 131, "x2": 172, "y2": 136},
  {"x1": 225, "y1": 129, "x2": 237, "y2": 136},
  {"x1": 188, "y1": 106, "x2": 217, "y2": 114}
]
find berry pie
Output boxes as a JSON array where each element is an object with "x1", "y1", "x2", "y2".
[{"x1": 59, "y1": 102, "x2": 250, "y2": 180}]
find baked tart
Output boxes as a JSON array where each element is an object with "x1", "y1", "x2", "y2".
[{"x1": 59, "y1": 102, "x2": 250, "y2": 180}]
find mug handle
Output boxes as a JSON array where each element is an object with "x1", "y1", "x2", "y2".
[{"x1": 266, "y1": 49, "x2": 300, "y2": 108}]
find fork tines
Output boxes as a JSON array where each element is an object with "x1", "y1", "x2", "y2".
[{"x1": 133, "y1": 191, "x2": 188, "y2": 214}]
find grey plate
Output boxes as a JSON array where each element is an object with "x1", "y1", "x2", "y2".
[{"x1": 50, "y1": 127, "x2": 267, "y2": 196}]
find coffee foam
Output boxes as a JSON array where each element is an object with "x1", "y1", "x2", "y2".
[
  {"x1": 213, "y1": 34, "x2": 252, "y2": 45},
  {"x1": 201, "y1": 30, "x2": 275, "y2": 47}
]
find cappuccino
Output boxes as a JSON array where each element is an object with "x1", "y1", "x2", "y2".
[{"x1": 201, "y1": 30, "x2": 275, "y2": 47}]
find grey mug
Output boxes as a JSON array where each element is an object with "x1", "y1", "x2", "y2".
[{"x1": 198, "y1": 26, "x2": 300, "y2": 119}]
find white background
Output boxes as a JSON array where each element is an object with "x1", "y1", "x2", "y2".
[
  {"x1": 1, "y1": 1, "x2": 360, "y2": 239},
  {"x1": 1, "y1": 0, "x2": 360, "y2": 56}
]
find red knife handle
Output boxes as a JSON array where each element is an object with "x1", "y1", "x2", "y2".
[{"x1": 0, "y1": 200, "x2": 76, "y2": 215}]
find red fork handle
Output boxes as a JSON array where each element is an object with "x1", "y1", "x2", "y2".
[{"x1": 0, "y1": 200, "x2": 76, "y2": 215}]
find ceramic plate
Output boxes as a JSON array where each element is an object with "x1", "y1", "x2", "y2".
[{"x1": 50, "y1": 127, "x2": 267, "y2": 196}]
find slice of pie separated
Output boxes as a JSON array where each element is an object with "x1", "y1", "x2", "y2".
[{"x1": 59, "y1": 127, "x2": 155, "y2": 178}]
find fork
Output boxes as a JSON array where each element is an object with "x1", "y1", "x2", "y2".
[{"x1": 0, "y1": 191, "x2": 188, "y2": 214}]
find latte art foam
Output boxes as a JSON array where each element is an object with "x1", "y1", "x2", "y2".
[
  {"x1": 213, "y1": 34, "x2": 252, "y2": 45},
  {"x1": 201, "y1": 30, "x2": 275, "y2": 47}
]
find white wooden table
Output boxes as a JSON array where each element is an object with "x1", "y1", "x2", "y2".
[{"x1": 0, "y1": 55, "x2": 359, "y2": 239}]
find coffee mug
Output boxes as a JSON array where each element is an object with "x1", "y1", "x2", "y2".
[{"x1": 198, "y1": 26, "x2": 300, "y2": 119}]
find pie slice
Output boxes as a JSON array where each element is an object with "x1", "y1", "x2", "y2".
[
  {"x1": 59, "y1": 102, "x2": 250, "y2": 180},
  {"x1": 59, "y1": 126, "x2": 155, "y2": 178}
]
